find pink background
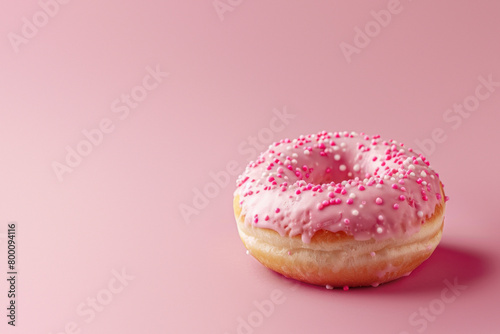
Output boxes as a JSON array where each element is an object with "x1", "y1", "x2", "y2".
[{"x1": 1, "y1": 1, "x2": 499, "y2": 333}]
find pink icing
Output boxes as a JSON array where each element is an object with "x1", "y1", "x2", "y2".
[{"x1": 234, "y1": 131, "x2": 445, "y2": 243}]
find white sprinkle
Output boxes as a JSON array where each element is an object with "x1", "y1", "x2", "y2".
[
  {"x1": 353, "y1": 164, "x2": 360, "y2": 172},
  {"x1": 333, "y1": 146, "x2": 339, "y2": 151},
  {"x1": 352, "y1": 210, "x2": 359, "y2": 216},
  {"x1": 292, "y1": 153, "x2": 298, "y2": 158},
  {"x1": 287, "y1": 146, "x2": 292, "y2": 150},
  {"x1": 409, "y1": 165, "x2": 415, "y2": 170},
  {"x1": 417, "y1": 211, "x2": 424, "y2": 218},
  {"x1": 390, "y1": 177, "x2": 396, "y2": 181},
  {"x1": 349, "y1": 193, "x2": 356, "y2": 199},
  {"x1": 376, "y1": 227, "x2": 383, "y2": 234},
  {"x1": 347, "y1": 172, "x2": 353, "y2": 177},
  {"x1": 370, "y1": 252, "x2": 376, "y2": 257},
  {"x1": 339, "y1": 165, "x2": 347, "y2": 171},
  {"x1": 340, "y1": 142, "x2": 346, "y2": 147},
  {"x1": 422, "y1": 181, "x2": 427, "y2": 186},
  {"x1": 292, "y1": 159, "x2": 297, "y2": 164},
  {"x1": 376, "y1": 184, "x2": 382, "y2": 189},
  {"x1": 410, "y1": 172, "x2": 416, "y2": 177},
  {"x1": 246, "y1": 250, "x2": 250, "y2": 255},
  {"x1": 326, "y1": 285, "x2": 334, "y2": 290},
  {"x1": 334, "y1": 154, "x2": 341, "y2": 161},
  {"x1": 378, "y1": 215, "x2": 384, "y2": 221},
  {"x1": 420, "y1": 171, "x2": 427, "y2": 177},
  {"x1": 304, "y1": 150, "x2": 310, "y2": 155}
]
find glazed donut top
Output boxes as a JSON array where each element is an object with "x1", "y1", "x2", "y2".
[{"x1": 234, "y1": 131, "x2": 447, "y2": 243}]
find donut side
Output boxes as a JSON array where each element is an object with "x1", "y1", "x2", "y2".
[{"x1": 234, "y1": 193, "x2": 445, "y2": 287}]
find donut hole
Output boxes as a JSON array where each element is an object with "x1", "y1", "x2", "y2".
[
  {"x1": 310, "y1": 168, "x2": 352, "y2": 185},
  {"x1": 286, "y1": 149, "x2": 368, "y2": 186}
]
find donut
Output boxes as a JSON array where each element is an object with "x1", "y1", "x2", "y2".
[{"x1": 233, "y1": 131, "x2": 447, "y2": 288}]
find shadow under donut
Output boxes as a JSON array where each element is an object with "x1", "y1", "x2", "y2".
[{"x1": 376, "y1": 243, "x2": 494, "y2": 294}]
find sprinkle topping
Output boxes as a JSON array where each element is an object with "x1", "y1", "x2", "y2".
[{"x1": 234, "y1": 131, "x2": 446, "y2": 243}]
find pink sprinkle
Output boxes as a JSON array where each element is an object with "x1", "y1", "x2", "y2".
[
  {"x1": 358, "y1": 185, "x2": 365, "y2": 191},
  {"x1": 254, "y1": 217, "x2": 259, "y2": 223},
  {"x1": 375, "y1": 197, "x2": 383, "y2": 205},
  {"x1": 398, "y1": 179, "x2": 405, "y2": 185},
  {"x1": 335, "y1": 188, "x2": 342, "y2": 194},
  {"x1": 400, "y1": 186, "x2": 406, "y2": 192},
  {"x1": 416, "y1": 178, "x2": 423, "y2": 184},
  {"x1": 302, "y1": 165, "x2": 308, "y2": 171},
  {"x1": 392, "y1": 184, "x2": 398, "y2": 189},
  {"x1": 344, "y1": 218, "x2": 350, "y2": 224},
  {"x1": 372, "y1": 157, "x2": 378, "y2": 161},
  {"x1": 445, "y1": 196, "x2": 450, "y2": 202},
  {"x1": 347, "y1": 198, "x2": 354, "y2": 205},
  {"x1": 317, "y1": 203, "x2": 324, "y2": 210},
  {"x1": 341, "y1": 189, "x2": 347, "y2": 195},
  {"x1": 393, "y1": 203, "x2": 399, "y2": 210},
  {"x1": 399, "y1": 195, "x2": 406, "y2": 201},
  {"x1": 275, "y1": 208, "x2": 280, "y2": 213},
  {"x1": 296, "y1": 190, "x2": 301, "y2": 195},
  {"x1": 264, "y1": 215, "x2": 269, "y2": 221},
  {"x1": 322, "y1": 200, "x2": 329, "y2": 206},
  {"x1": 329, "y1": 199, "x2": 336, "y2": 205},
  {"x1": 325, "y1": 167, "x2": 331, "y2": 173},
  {"x1": 328, "y1": 192, "x2": 335, "y2": 198},
  {"x1": 343, "y1": 286, "x2": 349, "y2": 291},
  {"x1": 422, "y1": 195, "x2": 428, "y2": 201},
  {"x1": 335, "y1": 198, "x2": 342, "y2": 204},
  {"x1": 277, "y1": 167, "x2": 284, "y2": 173}
]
